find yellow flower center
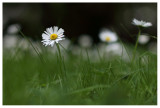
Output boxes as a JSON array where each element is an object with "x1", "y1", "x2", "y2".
[
  {"x1": 105, "y1": 37, "x2": 111, "y2": 41},
  {"x1": 50, "y1": 34, "x2": 58, "y2": 40}
]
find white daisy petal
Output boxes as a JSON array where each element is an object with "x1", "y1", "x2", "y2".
[
  {"x1": 53, "y1": 26, "x2": 58, "y2": 34},
  {"x1": 143, "y1": 22, "x2": 152, "y2": 27},
  {"x1": 58, "y1": 35, "x2": 65, "y2": 38},
  {"x1": 51, "y1": 42, "x2": 55, "y2": 47},
  {"x1": 46, "y1": 28, "x2": 52, "y2": 34},
  {"x1": 57, "y1": 28, "x2": 64, "y2": 35},
  {"x1": 43, "y1": 41, "x2": 50, "y2": 46},
  {"x1": 132, "y1": 18, "x2": 152, "y2": 27},
  {"x1": 41, "y1": 26, "x2": 65, "y2": 47},
  {"x1": 42, "y1": 33, "x2": 50, "y2": 40},
  {"x1": 49, "y1": 41, "x2": 55, "y2": 47},
  {"x1": 55, "y1": 38, "x2": 62, "y2": 43},
  {"x1": 58, "y1": 33, "x2": 64, "y2": 37},
  {"x1": 49, "y1": 27, "x2": 53, "y2": 34},
  {"x1": 55, "y1": 41, "x2": 59, "y2": 43},
  {"x1": 44, "y1": 31, "x2": 50, "y2": 36}
]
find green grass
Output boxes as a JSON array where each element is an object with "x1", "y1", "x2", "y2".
[{"x1": 3, "y1": 42, "x2": 157, "y2": 105}]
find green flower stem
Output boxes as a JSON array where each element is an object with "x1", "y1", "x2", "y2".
[
  {"x1": 95, "y1": 44, "x2": 102, "y2": 62},
  {"x1": 132, "y1": 28, "x2": 141, "y2": 63},
  {"x1": 18, "y1": 29, "x2": 46, "y2": 64},
  {"x1": 56, "y1": 43, "x2": 62, "y2": 62},
  {"x1": 56, "y1": 43, "x2": 67, "y2": 81}
]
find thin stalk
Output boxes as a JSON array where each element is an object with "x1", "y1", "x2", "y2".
[
  {"x1": 109, "y1": 62, "x2": 115, "y2": 78},
  {"x1": 67, "y1": 85, "x2": 110, "y2": 95},
  {"x1": 95, "y1": 44, "x2": 102, "y2": 62},
  {"x1": 120, "y1": 43, "x2": 124, "y2": 73},
  {"x1": 85, "y1": 48, "x2": 91, "y2": 65},
  {"x1": 120, "y1": 23, "x2": 133, "y2": 39},
  {"x1": 56, "y1": 43, "x2": 67, "y2": 80},
  {"x1": 18, "y1": 29, "x2": 46, "y2": 64},
  {"x1": 56, "y1": 43, "x2": 63, "y2": 62},
  {"x1": 58, "y1": 75, "x2": 63, "y2": 90},
  {"x1": 131, "y1": 28, "x2": 141, "y2": 63},
  {"x1": 56, "y1": 43, "x2": 63, "y2": 74},
  {"x1": 62, "y1": 55, "x2": 67, "y2": 79},
  {"x1": 56, "y1": 51, "x2": 63, "y2": 77},
  {"x1": 119, "y1": 39, "x2": 131, "y2": 62},
  {"x1": 59, "y1": 43, "x2": 68, "y2": 53}
]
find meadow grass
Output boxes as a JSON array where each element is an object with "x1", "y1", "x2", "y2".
[{"x1": 3, "y1": 40, "x2": 157, "y2": 105}]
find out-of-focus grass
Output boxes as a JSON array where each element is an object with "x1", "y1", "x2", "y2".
[{"x1": 3, "y1": 43, "x2": 157, "y2": 105}]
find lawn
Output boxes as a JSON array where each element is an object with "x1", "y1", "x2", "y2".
[{"x1": 3, "y1": 39, "x2": 157, "y2": 105}]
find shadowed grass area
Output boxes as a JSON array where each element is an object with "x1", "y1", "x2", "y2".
[{"x1": 3, "y1": 45, "x2": 157, "y2": 105}]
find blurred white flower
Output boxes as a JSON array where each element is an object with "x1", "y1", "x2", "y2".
[
  {"x1": 105, "y1": 43, "x2": 123, "y2": 55},
  {"x1": 3, "y1": 35, "x2": 19, "y2": 49},
  {"x1": 7, "y1": 24, "x2": 20, "y2": 34},
  {"x1": 132, "y1": 18, "x2": 152, "y2": 27},
  {"x1": 99, "y1": 29, "x2": 118, "y2": 43},
  {"x1": 97, "y1": 43, "x2": 106, "y2": 56},
  {"x1": 78, "y1": 34, "x2": 93, "y2": 48},
  {"x1": 41, "y1": 26, "x2": 65, "y2": 47},
  {"x1": 105, "y1": 42, "x2": 130, "y2": 61},
  {"x1": 138, "y1": 34, "x2": 150, "y2": 44}
]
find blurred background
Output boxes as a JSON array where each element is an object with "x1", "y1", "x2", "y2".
[
  {"x1": 3, "y1": 3, "x2": 157, "y2": 105},
  {"x1": 3, "y1": 3, "x2": 157, "y2": 52}
]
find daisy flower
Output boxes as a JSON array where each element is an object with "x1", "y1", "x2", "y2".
[
  {"x1": 132, "y1": 18, "x2": 152, "y2": 27},
  {"x1": 3, "y1": 35, "x2": 19, "y2": 49},
  {"x1": 7, "y1": 24, "x2": 21, "y2": 34},
  {"x1": 41, "y1": 26, "x2": 65, "y2": 47},
  {"x1": 99, "y1": 29, "x2": 118, "y2": 43},
  {"x1": 138, "y1": 34, "x2": 150, "y2": 45},
  {"x1": 105, "y1": 42, "x2": 128, "y2": 60}
]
